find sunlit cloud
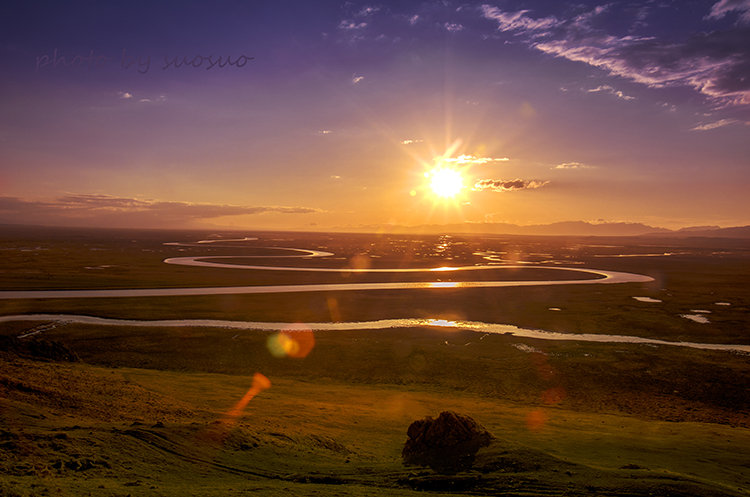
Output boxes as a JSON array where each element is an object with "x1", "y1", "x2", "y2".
[
  {"x1": 352, "y1": 74, "x2": 365, "y2": 84},
  {"x1": 330, "y1": 175, "x2": 342, "y2": 179},
  {"x1": 706, "y1": 0, "x2": 750, "y2": 22},
  {"x1": 473, "y1": 179, "x2": 549, "y2": 192},
  {"x1": 481, "y1": 3, "x2": 750, "y2": 106},
  {"x1": 441, "y1": 154, "x2": 509, "y2": 165},
  {"x1": 444, "y1": 22, "x2": 464, "y2": 32},
  {"x1": 318, "y1": 129, "x2": 333, "y2": 135},
  {"x1": 408, "y1": 14, "x2": 420, "y2": 25},
  {"x1": 401, "y1": 139, "x2": 423, "y2": 145},
  {"x1": 554, "y1": 161, "x2": 592, "y2": 169},
  {"x1": 118, "y1": 91, "x2": 133, "y2": 99},
  {"x1": 587, "y1": 85, "x2": 635, "y2": 101},
  {"x1": 691, "y1": 118, "x2": 738, "y2": 130}
]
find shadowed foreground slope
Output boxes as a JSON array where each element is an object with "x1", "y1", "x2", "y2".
[{"x1": 1, "y1": 343, "x2": 748, "y2": 497}]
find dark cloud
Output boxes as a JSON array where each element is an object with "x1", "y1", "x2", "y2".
[
  {"x1": 0, "y1": 195, "x2": 319, "y2": 228},
  {"x1": 481, "y1": 2, "x2": 750, "y2": 106},
  {"x1": 473, "y1": 179, "x2": 549, "y2": 192}
]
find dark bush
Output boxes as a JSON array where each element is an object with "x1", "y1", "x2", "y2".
[{"x1": 402, "y1": 411, "x2": 492, "y2": 473}]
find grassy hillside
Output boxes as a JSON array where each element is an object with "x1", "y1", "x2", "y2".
[
  {"x1": 2, "y1": 323, "x2": 749, "y2": 496},
  {"x1": 2, "y1": 351, "x2": 749, "y2": 497}
]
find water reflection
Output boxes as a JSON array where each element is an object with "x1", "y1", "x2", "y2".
[{"x1": 2, "y1": 314, "x2": 747, "y2": 353}]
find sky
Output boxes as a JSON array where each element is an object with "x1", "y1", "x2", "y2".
[{"x1": 1, "y1": 0, "x2": 749, "y2": 231}]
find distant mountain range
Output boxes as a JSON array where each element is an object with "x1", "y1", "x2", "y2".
[
  {"x1": 358, "y1": 221, "x2": 750, "y2": 238},
  {"x1": 3, "y1": 220, "x2": 749, "y2": 239}
]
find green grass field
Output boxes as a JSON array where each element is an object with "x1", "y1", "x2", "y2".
[{"x1": 1, "y1": 226, "x2": 749, "y2": 496}]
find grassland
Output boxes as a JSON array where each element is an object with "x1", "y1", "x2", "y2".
[{"x1": 1, "y1": 225, "x2": 749, "y2": 496}]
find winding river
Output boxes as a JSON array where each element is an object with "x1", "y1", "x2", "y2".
[
  {"x1": 3, "y1": 240, "x2": 744, "y2": 353},
  {"x1": 0, "y1": 247, "x2": 652, "y2": 299},
  {"x1": 2, "y1": 314, "x2": 747, "y2": 353}
]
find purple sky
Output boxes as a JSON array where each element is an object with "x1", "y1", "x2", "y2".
[{"x1": 1, "y1": 0, "x2": 749, "y2": 230}]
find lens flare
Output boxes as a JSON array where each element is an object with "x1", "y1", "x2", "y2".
[
  {"x1": 267, "y1": 325, "x2": 315, "y2": 358},
  {"x1": 326, "y1": 296, "x2": 341, "y2": 322},
  {"x1": 223, "y1": 372, "x2": 271, "y2": 422},
  {"x1": 525, "y1": 409, "x2": 548, "y2": 431},
  {"x1": 541, "y1": 387, "x2": 566, "y2": 405}
]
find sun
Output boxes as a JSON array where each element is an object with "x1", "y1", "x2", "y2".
[{"x1": 428, "y1": 168, "x2": 464, "y2": 198}]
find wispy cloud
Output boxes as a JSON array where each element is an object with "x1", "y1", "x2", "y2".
[
  {"x1": 587, "y1": 85, "x2": 635, "y2": 101},
  {"x1": 339, "y1": 20, "x2": 367, "y2": 30},
  {"x1": 441, "y1": 154, "x2": 509, "y2": 164},
  {"x1": 352, "y1": 74, "x2": 365, "y2": 84},
  {"x1": 554, "y1": 162, "x2": 592, "y2": 169},
  {"x1": 119, "y1": 91, "x2": 166, "y2": 104},
  {"x1": 480, "y1": 5, "x2": 559, "y2": 33},
  {"x1": 357, "y1": 6, "x2": 380, "y2": 17},
  {"x1": 0, "y1": 195, "x2": 319, "y2": 227},
  {"x1": 473, "y1": 179, "x2": 549, "y2": 192},
  {"x1": 401, "y1": 139, "x2": 423, "y2": 145},
  {"x1": 480, "y1": 3, "x2": 750, "y2": 106},
  {"x1": 444, "y1": 22, "x2": 464, "y2": 32},
  {"x1": 691, "y1": 118, "x2": 738, "y2": 130}
]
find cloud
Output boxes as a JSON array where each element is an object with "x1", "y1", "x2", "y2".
[
  {"x1": 352, "y1": 75, "x2": 365, "y2": 84},
  {"x1": 444, "y1": 22, "x2": 464, "y2": 32},
  {"x1": 587, "y1": 85, "x2": 635, "y2": 100},
  {"x1": 318, "y1": 129, "x2": 333, "y2": 135},
  {"x1": 0, "y1": 195, "x2": 319, "y2": 228},
  {"x1": 706, "y1": 0, "x2": 750, "y2": 23},
  {"x1": 691, "y1": 118, "x2": 738, "y2": 130},
  {"x1": 554, "y1": 162, "x2": 592, "y2": 169},
  {"x1": 118, "y1": 91, "x2": 133, "y2": 99},
  {"x1": 339, "y1": 20, "x2": 367, "y2": 30},
  {"x1": 137, "y1": 94, "x2": 166, "y2": 104},
  {"x1": 442, "y1": 154, "x2": 509, "y2": 164},
  {"x1": 357, "y1": 6, "x2": 380, "y2": 17},
  {"x1": 401, "y1": 139, "x2": 423, "y2": 145},
  {"x1": 480, "y1": 5, "x2": 559, "y2": 33},
  {"x1": 473, "y1": 179, "x2": 549, "y2": 192},
  {"x1": 481, "y1": 4, "x2": 750, "y2": 106}
]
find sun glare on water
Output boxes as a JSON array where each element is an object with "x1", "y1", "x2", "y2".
[{"x1": 428, "y1": 168, "x2": 463, "y2": 198}]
